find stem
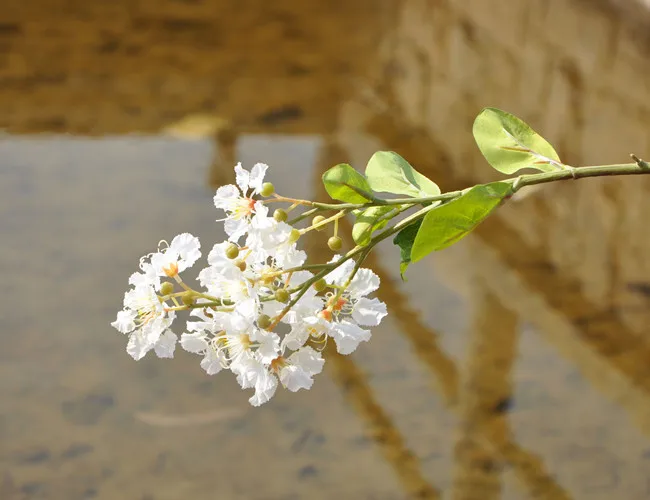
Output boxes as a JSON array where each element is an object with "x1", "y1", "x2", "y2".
[
  {"x1": 310, "y1": 191, "x2": 463, "y2": 211},
  {"x1": 509, "y1": 162, "x2": 649, "y2": 192},
  {"x1": 267, "y1": 194, "x2": 313, "y2": 206},
  {"x1": 301, "y1": 210, "x2": 347, "y2": 234},
  {"x1": 343, "y1": 247, "x2": 371, "y2": 289},
  {"x1": 292, "y1": 162, "x2": 650, "y2": 223},
  {"x1": 265, "y1": 262, "x2": 337, "y2": 279},
  {"x1": 288, "y1": 206, "x2": 322, "y2": 225}
]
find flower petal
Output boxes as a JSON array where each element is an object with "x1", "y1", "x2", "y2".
[
  {"x1": 330, "y1": 320, "x2": 371, "y2": 355},
  {"x1": 200, "y1": 348, "x2": 225, "y2": 375},
  {"x1": 213, "y1": 184, "x2": 240, "y2": 210},
  {"x1": 154, "y1": 330, "x2": 178, "y2": 358},
  {"x1": 351, "y1": 297, "x2": 387, "y2": 326},
  {"x1": 252, "y1": 330, "x2": 280, "y2": 364},
  {"x1": 279, "y1": 365, "x2": 313, "y2": 392},
  {"x1": 126, "y1": 331, "x2": 153, "y2": 360},
  {"x1": 169, "y1": 233, "x2": 201, "y2": 270},
  {"x1": 249, "y1": 371, "x2": 278, "y2": 406},
  {"x1": 180, "y1": 332, "x2": 209, "y2": 353},
  {"x1": 234, "y1": 163, "x2": 250, "y2": 194},
  {"x1": 111, "y1": 310, "x2": 136, "y2": 334},
  {"x1": 325, "y1": 257, "x2": 354, "y2": 286},
  {"x1": 249, "y1": 163, "x2": 268, "y2": 194},
  {"x1": 288, "y1": 346, "x2": 325, "y2": 375},
  {"x1": 348, "y1": 268, "x2": 380, "y2": 297},
  {"x1": 224, "y1": 218, "x2": 249, "y2": 242}
]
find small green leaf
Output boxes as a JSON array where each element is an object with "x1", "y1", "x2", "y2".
[
  {"x1": 365, "y1": 151, "x2": 440, "y2": 198},
  {"x1": 352, "y1": 206, "x2": 394, "y2": 247},
  {"x1": 322, "y1": 163, "x2": 373, "y2": 203},
  {"x1": 392, "y1": 219, "x2": 422, "y2": 280},
  {"x1": 473, "y1": 108, "x2": 562, "y2": 174},
  {"x1": 411, "y1": 182, "x2": 512, "y2": 262}
]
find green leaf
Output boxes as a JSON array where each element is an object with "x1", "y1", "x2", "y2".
[
  {"x1": 322, "y1": 163, "x2": 373, "y2": 203},
  {"x1": 392, "y1": 219, "x2": 422, "y2": 280},
  {"x1": 352, "y1": 206, "x2": 394, "y2": 247},
  {"x1": 411, "y1": 182, "x2": 512, "y2": 262},
  {"x1": 473, "y1": 108, "x2": 562, "y2": 174},
  {"x1": 365, "y1": 151, "x2": 440, "y2": 198}
]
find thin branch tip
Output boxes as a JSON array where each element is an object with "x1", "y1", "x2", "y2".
[{"x1": 631, "y1": 154, "x2": 650, "y2": 169}]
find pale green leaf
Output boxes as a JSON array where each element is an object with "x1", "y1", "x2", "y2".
[
  {"x1": 473, "y1": 108, "x2": 562, "y2": 174},
  {"x1": 322, "y1": 163, "x2": 373, "y2": 203},
  {"x1": 365, "y1": 151, "x2": 440, "y2": 197}
]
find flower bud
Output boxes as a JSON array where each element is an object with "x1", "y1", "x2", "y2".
[
  {"x1": 327, "y1": 236, "x2": 343, "y2": 251},
  {"x1": 225, "y1": 243, "x2": 239, "y2": 260},
  {"x1": 260, "y1": 182, "x2": 275, "y2": 197},
  {"x1": 181, "y1": 291, "x2": 196, "y2": 307},
  {"x1": 288, "y1": 228, "x2": 301, "y2": 243},
  {"x1": 234, "y1": 259, "x2": 247, "y2": 272},
  {"x1": 274, "y1": 288, "x2": 290, "y2": 303},
  {"x1": 312, "y1": 215, "x2": 327, "y2": 231},
  {"x1": 257, "y1": 314, "x2": 272, "y2": 329},
  {"x1": 160, "y1": 281, "x2": 174, "y2": 296},
  {"x1": 273, "y1": 209, "x2": 288, "y2": 222},
  {"x1": 313, "y1": 278, "x2": 327, "y2": 292}
]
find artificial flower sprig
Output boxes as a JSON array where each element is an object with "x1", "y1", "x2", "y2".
[{"x1": 112, "y1": 107, "x2": 650, "y2": 406}]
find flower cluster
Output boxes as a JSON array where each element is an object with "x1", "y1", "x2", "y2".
[{"x1": 112, "y1": 162, "x2": 387, "y2": 406}]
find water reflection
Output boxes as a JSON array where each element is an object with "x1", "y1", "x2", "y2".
[{"x1": 3, "y1": 0, "x2": 650, "y2": 498}]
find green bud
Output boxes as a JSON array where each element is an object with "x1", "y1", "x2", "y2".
[
  {"x1": 160, "y1": 281, "x2": 174, "y2": 296},
  {"x1": 225, "y1": 243, "x2": 239, "y2": 260},
  {"x1": 181, "y1": 291, "x2": 196, "y2": 307},
  {"x1": 260, "y1": 182, "x2": 275, "y2": 197},
  {"x1": 234, "y1": 259, "x2": 247, "y2": 272},
  {"x1": 312, "y1": 215, "x2": 327, "y2": 231},
  {"x1": 288, "y1": 228, "x2": 301, "y2": 243},
  {"x1": 273, "y1": 209, "x2": 288, "y2": 223},
  {"x1": 313, "y1": 278, "x2": 327, "y2": 292},
  {"x1": 274, "y1": 288, "x2": 290, "y2": 303},
  {"x1": 257, "y1": 314, "x2": 272, "y2": 329},
  {"x1": 328, "y1": 236, "x2": 343, "y2": 251}
]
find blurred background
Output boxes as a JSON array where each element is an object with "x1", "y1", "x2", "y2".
[{"x1": 2, "y1": 0, "x2": 650, "y2": 498}]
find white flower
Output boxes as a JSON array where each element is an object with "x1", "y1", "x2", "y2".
[
  {"x1": 126, "y1": 328, "x2": 178, "y2": 361},
  {"x1": 233, "y1": 357, "x2": 278, "y2": 406},
  {"x1": 325, "y1": 259, "x2": 387, "y2": 327},
  {"x1": 234, "y1": 346, "x2": 325, "y2": 406},
  {"x1": 279, "y1": 347, "x2": 325, "y2": 390},
  {"x1": 292, "y1": 257, "x2": 389, "y2": 354},
  {"x1": 214, "y1": 163, "x2": 269, "y2": 242},
  {"x1": 180, "y1": 331, "x2": 229, "y2": 375},
  {"x1": 150, "y1": 233, "x2": 201, "y2": 278},
  {"x1": 112, "y1": 282, "x2": 177, "y2": 360}
]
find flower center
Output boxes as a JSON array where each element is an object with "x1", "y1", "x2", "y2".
[
  {"x1": 239, "y1": 334, "x2": 252, "y2": 349},
  {"x1": 232, "y1": 197, "x2": 256, "y2": 220},
  {"x1": 163, "y1": 262, "x2": 179, "y2": 277},
  {"x1": 270, "y1": 356, "x2": 287, "y2": 373},
  {"x1": 318, "y1": 309, "x2": 332, "y2": 321}
]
